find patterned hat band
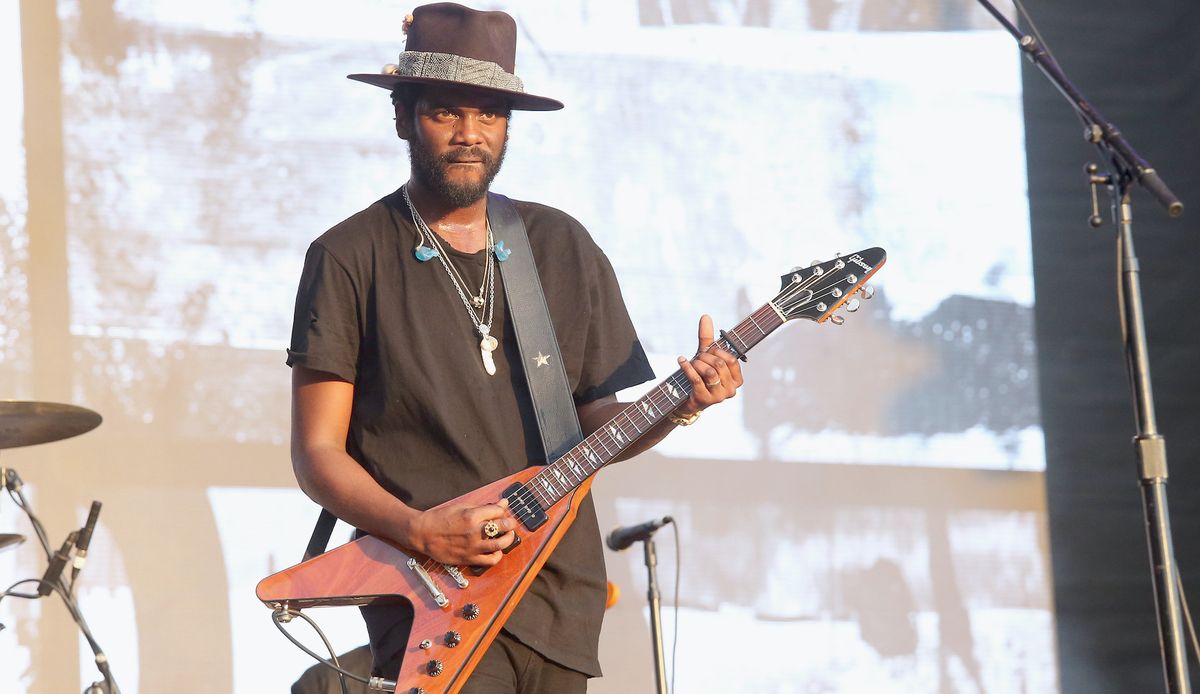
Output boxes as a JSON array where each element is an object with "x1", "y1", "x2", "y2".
[{"x1": 384, "y1": 51, "x2": 527, "y2": 95}]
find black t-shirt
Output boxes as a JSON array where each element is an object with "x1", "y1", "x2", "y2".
[{"x1": 287, "y1": 190, "x2": 654, "y2": 676}]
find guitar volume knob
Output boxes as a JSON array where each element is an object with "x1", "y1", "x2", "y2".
[
  {"x1": 445, "y1": 630, "x2": 462, "y2": 647},
  {"x1": 426, "y1": 659, "x2": 444, "y2": 676},
  {"x1": 463, "y1": 603, "x2": 480, "y2": 620}
]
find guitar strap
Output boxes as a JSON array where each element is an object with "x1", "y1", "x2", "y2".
[
  {"x1": 487, "y1": 192, "x2": 585, "y2": 462},
  {"x1": 301, "y1": 193, "x2": 582, "y2": 561}
]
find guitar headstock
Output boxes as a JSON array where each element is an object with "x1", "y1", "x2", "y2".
[{"x1": 773, "y1": 247, "x2": 886, "y2": 324}]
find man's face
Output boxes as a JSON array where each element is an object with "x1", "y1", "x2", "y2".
[{"x1": 398, "y1": 86, "x2": 511, "y2": 207}]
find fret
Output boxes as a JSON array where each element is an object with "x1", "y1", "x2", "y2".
[
  {"x1": 580, "y1": 444, "x2": 601, "y2": 468},
  {"x1": 538, "y1": 475, "x2": 558, "y2": 498},
  {"x1": 748, "y1": 312, "x2": 766, "y2": 335},
  {"x1": 550, "y1": 465, "x2": 570, "y2": 489},
  {"x1": 565, "y1": 455, "x2": 586, "y2": 480},
  {"x1": 634, "y1": 400, "x2": 656, "y2": 426},
  {"x1": 641, "y1": 399, "x2": 662, "y2": 418}
]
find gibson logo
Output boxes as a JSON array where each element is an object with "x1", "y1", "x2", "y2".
[{"x1": 848, "y1": 254, "x2": 872, "y2": 272}]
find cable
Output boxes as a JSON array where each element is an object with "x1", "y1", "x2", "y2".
[
  {"x1": 1174, "y1": 567, "x2": 1200, "y2": 667},
  {"x1": 6, "y1": 480, "x2": 54, "y2": 561},
  {"x1": 271, "y1": 607, "x2": 365, "y2": 694},
  {"x1": 1010, "y1": 0, "x2": 1055, "y2": 65},
  {"x1": 2, "y1": 578, "x2": 50, "y2": 602},
  {"x1": 1, "y1": 578, "x2": 122, "y2": 693}
]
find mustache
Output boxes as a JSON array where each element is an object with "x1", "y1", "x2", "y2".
[{"x1": 442, "y1": 147, "x2": 494, "y2": 165}]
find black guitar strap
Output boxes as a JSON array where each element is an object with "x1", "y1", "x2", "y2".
[
  {"x1": 301, "y1": 193, "x2": 581, "y2": 561},
  {"x1": 487, "y1": 192, "x2": 585, "y2": 462}
]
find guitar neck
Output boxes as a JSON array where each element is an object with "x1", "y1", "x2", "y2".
[{"x1": 519, "y1": 303, "x2": 785, "y2": 510}]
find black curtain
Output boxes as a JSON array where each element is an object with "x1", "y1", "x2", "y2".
[{"x1": 1023, "y1": 1, "x2": 1200, "y2": 691}]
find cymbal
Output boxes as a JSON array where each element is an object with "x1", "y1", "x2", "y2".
[
  {"x1": 0, "y1": 533, "x2": 24, "y2": 551},
  {"x1": 0, "y1": 401, "x2": 103, "y2": 449}
]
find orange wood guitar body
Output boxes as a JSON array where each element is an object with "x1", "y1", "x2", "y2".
[{"x1": 256, "y1": 467, "x2": 593, "y2": 694}]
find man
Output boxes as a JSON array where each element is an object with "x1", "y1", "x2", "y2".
[{"x1": 286, "y1": 3, "x2": 743, "y2": 691}]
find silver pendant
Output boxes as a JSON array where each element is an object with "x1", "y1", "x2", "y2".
[{"x1": 479, "y1": 334, "x2": 498, "y2": 375}]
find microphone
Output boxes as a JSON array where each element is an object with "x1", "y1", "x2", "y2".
[
  {"x1": 38, "y1": 531, "x2": 77, "y2": 597},
  {"x1": 73, "y1": 501, "x2": 102, "y2": 571},
  {"x1": 606, "y1": 516, "x2": 673, "y2": 552}
]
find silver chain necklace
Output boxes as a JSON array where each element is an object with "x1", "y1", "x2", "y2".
[{"x1": 402, "y1": 184, "x2": 500, "y2": 376}]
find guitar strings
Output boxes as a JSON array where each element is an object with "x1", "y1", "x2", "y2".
[
  {"x1": 418, "y1": 268, "x2": 863, "y2": 586},
  {"x1": 508, "y1": 269, "x2": 852, "y2": 515},
  {"x1": 504, "y1": 269, "x2": 850, "y2": 516}
]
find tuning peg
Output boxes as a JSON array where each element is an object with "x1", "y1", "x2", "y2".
[
  {"x1": 809, "y1": 259, "x2": 822, "y2": 267},
  {"x1": 829, "y1": 314, "x2": 845, "y2": 325},
  {"x1": 845, "y1": 298, "x2": 861, "y2": 313},
  {"x1": 860, "y1": 285, "x2": 875, "y2": 300}
]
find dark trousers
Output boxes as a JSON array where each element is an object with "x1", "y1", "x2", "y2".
[{"x1": 460, "y1": 631, "x2": 587, "y2": 694}]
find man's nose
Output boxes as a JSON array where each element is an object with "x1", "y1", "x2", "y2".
[{"x1": 451, "y1": 114, "x2": 485, "y2": 145}]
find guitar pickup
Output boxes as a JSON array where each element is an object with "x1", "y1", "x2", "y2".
[{"x1": 503, "y1": 483, "x2": 547, "y2": 531}]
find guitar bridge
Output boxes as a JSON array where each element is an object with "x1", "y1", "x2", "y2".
[
  {"x1": 407, "y1": 557, "x2": 449, "y2": 608},
  {"x1": 503, "y1": 482, "x2": 547, "y2": 531}
]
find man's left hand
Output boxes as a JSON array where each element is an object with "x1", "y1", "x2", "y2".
[{"x1": 675, "y1": 314, "x2": 744, "y2": 417}]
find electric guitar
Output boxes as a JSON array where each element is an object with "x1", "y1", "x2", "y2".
[{"x1": 257, "y1": 248, "x2": 887, "y2": 693}]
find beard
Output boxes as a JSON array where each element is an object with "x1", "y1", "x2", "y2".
[{"x1": 407, "y1": 131, "x2": 509, "y2": 208}]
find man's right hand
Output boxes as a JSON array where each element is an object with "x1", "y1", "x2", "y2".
[{"x1": 404, "y1": 498, "x2": 516, "y2": 567}]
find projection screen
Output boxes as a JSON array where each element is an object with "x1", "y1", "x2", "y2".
[{"x1": 0, "y1": 1, "x2": 1053, "y2": 691}]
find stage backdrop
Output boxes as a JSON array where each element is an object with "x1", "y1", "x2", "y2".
[{"x1": 2, "y1": 1, "x2": 1054, "y2": 692}]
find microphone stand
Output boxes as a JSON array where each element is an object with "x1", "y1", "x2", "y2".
[
  {"x1": 641, "y1": 537, "x2": 668, "y2": 694},
  {"x1": 2, "y1": 466, "x2": 120, "y2": 693},
  {"x1": 975, "y1": 2, "x2": 1189, "y2": 692}
]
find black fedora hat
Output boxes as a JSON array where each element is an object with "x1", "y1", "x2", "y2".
[{"x1": 348, "y1": 2, "x2": 563, "y2": 111}]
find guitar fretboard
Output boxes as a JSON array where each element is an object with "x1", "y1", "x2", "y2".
[{"x1": 517, "y1": 303, "x2": 786, "y2": 512}]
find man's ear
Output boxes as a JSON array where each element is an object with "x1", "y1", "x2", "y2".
[{"x1": 394, "y1": 102, "x2": 414, "y2": 141}]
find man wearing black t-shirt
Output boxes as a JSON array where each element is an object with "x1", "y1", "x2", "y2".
[{"x1": 286, "y1": 4, "x2": 743, "y2": 691}]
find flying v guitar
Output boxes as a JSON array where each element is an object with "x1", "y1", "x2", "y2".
[{"x1": 257, "y1": 248, "x2": 887, "y2": 693}]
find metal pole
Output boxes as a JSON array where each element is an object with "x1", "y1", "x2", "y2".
[
  {"x1": 1116, "y1": 189, "x2": 1190, "y2": 692},
  {"x1": 643, "y1": 538, "x2": 668, "y2": 694}
]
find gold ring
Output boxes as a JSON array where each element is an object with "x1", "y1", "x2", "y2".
[
  {"x1": 706, "y1": 379, "x2": 721, "y2": 388},
  {"x1": 482, "y1": 520, "x2": 501, "y2": 539}
]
